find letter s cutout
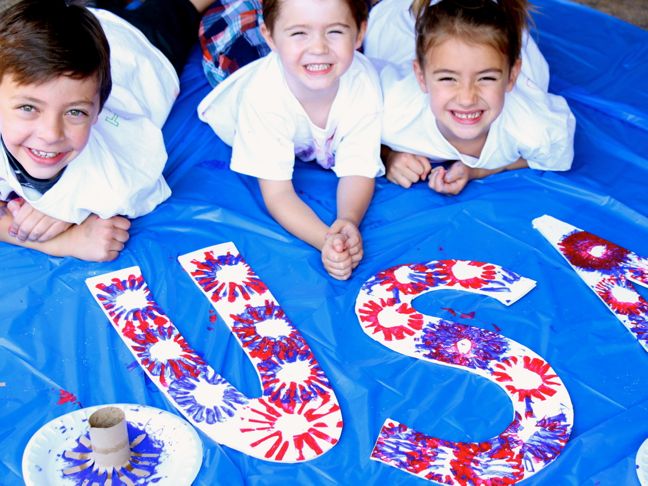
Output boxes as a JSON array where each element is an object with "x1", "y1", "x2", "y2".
[
  {"x1": 355, "y1": 260, "x2": 573, "y2": 484},
  {"x1": 534, "y1": 215, "x2": 648, "y2": 352},
  {"x1": 86, "y1": 242, "x2": 342, "y2": 463}
]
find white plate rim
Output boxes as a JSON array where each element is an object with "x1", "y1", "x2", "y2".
[{"x1": 21, "y1": 403, "x2": 203, "y2": 486}]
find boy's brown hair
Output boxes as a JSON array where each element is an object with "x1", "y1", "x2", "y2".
[
  {"x1": 262, "y1": 0, "x2": 369, "y2": 34},
  {"x1": 0, "y1": 0, "x2": 112, "y2": 108}
]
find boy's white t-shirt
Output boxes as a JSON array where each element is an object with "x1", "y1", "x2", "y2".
[
  {"x1": 198, "y1": 51, "x2": 385, "y2": 181},
  {"x1": 379, "y1": 64, "x2": 576, "y2": 171},
  {"x1": 0, "y1": 9, "x2": 175, "y2": 224},
  {"x1": 363, "y1": 0, "x2": 551, "y2": 92}
]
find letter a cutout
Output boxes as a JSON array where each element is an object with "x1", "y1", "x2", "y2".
[
  {"x1": 86, "y1": 242, "x2": 342, "y2": 462},
  {"x1": 356, "y1": 260, "x2": 573, "y2": 484},
  {"x1": 534, "y1": 215, "x2": 648, "y2": 352}
]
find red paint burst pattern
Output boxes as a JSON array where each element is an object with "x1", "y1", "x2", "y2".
[
  {"x1": 492, "y1": 356, "x2": 560, "y2": 404},
  {"x1": 558, "y1": 231, "x2": 629, "y2": 271},
  {"x1": 358, "y1": 298, "x2": 424, "y2": 341},
  {"x1": 595, "y1": 275, "x2": 648, "y2": 315},
  {"x1": 371, "y1": 263, "x2": 435, "y2": 295},
  {"x1": 433, "y1": 260, "x2": 498, "y2": 289},
  {"x1": 241, "y1": 395, "x2": 341, "y2": 462}
]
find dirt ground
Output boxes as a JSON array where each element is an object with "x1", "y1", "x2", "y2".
[{"x1": 570, "y1": 0, "x2": 648, "y2": 29}]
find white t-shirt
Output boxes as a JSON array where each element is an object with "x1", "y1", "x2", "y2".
[
  {"x1": 198, "y1": 51, "x2": 385, "y2": 181},
  {"x1": 379, "y1": 64, "x2": 575, "y2": 171},
  {"x1": 364, "y1": 0, "x2": 551, "y2": 92},
  {"x1": 0, "y1": 9, "x2": 175, "y2": 224}
]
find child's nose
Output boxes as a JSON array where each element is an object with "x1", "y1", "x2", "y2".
[
  {"x1": 309, "y1": 33, "x2": 329, "y2": 55},
  {"x1": 456, "y1": 82, "x2": 478, "y2": 106},
  {"x1": 38, "y1": 115, "x2": 65, "y2": 143}
]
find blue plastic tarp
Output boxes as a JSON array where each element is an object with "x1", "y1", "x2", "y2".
[{"x1": 1, "y1": 0, "x2": 647, "y2": 484}]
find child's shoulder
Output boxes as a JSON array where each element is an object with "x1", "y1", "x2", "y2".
[{"x1": 340, "y1": 52, "x2": 382, "y2": 100}]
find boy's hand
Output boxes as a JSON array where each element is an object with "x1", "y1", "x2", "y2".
[
  {"x1": 329, "y1": 219, "x2": 363, "y2": 268},
  {"x1": 7, "y1": 198, "x2": 72, "y2": 242},
  {"x1": 385, "y1": 150, "x2": 432, "y2": 188},
  {"x1": 63, "y1": 215, "x2": 131, "y2": 262},
  {"x1": 428, "y1": 161, "x2": 472, "y2": 195},
  {"x1": 321, "y1": 219, "x2": 364, "y2": 280},
  {"x1": 322, "y1": 233, "x2": 353, "y2": 280}
]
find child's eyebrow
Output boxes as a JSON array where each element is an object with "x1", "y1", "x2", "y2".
[
  {"x1": 284, "y1": 22, "x2": 351, "y2": 31},
  {"x1": 431, "y1": 68, "x2": 504, "y2": 75},
  {"x1": 11, "y1": 95, "x2": 96, "y2": 107}
]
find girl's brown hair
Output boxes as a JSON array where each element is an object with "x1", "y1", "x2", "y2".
[
  {"x1": 412, "y1": 0, "x2": 531, "y2": 70},
  {"x1": 262, "y1": 0, "x2": 369, "y2": 34},
  {"x1": 0, "y1": 0, "x2": 112, "y2": 109}
]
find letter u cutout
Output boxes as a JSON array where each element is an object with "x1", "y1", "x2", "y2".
[
  {"x1": 86, "y1": 242, "x2": 342, "y2": 462},
  {"x1": 356, "y1": 260, "x2": 573, "y2": 483}
]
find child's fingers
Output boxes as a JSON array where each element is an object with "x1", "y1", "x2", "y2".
[
  {"x1": 15, "y1": 214, "x2": 44, "y2": 242},
  {"x1": 414, "y1": 156, "x2": 432, "y2": 180},
  {"x1": 325, "y1": 260, "x2": 353, "y2": 280},
  {"x1": 386, "y1": 168, "x2": 417, "y2": 188},
  {"x1": 110, "y1": 216, "x2": 132, "y2": 231},
  {"x1": 427, "y1": 166, "x2": 446, "y2": 192},
  {"x1": 6, "y1": 197, "x2": 25, "y2": 216}
]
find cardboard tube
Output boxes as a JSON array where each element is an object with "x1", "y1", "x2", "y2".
[{"x1": 88, "y1": 407, "x2": 131, "y2": 469}]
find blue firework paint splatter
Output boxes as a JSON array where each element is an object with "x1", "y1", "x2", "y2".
[
  {"x1": 521, "y1": 413, "x2": 571, "y2": 465},
  {"x1": 94, "y1": 274, "x2": 168, "y2": 336},
  {"x1": 230, "y1": 301, "x2": 306, "y2": 361},
  {"x1": 372, "y1": 422, "x2": 452, "y2": 483},
  {"x1": 416, "y1": 320, "x2": 509, "y2": 370},
  {"x1": 628, "y1": 314, "x2": 648, "y2": 347},
  {"x1": 62, "y1": 422, "x2": 164, "y2": 484},
  {"x1": 258, "y1": 350, "x2": 332, "y2": 413},
  {"x1": 189, "y1": 250, "x2": 267, "y2": 303},
  {"x1": 168, "y1": 367, "x2": 248, "y2": 424},
  {"x1": 131, "y1": 325, "x2": 205, "y2": 388}
]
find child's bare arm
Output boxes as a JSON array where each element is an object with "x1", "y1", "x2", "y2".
[
  {"x1": 0, "y1": 211, "x2": 130, "y2": 262},
  {"x1": 258, "y1": 179, "x2": 330, "y2": 250},
  {"x1": 6, "y1": 198, "x2": 72, "y2": 242},
  {"x1": 336, "y1": 175, "x2": 374, "y2": 227},
  {"x1": 382, "y1": 145, "x2": 432, "y2": 188}
]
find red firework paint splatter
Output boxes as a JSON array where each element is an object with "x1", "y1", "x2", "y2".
[
  {"x1": 595, "y1": 275, "x2": 648, "y2": 315},
  {"x1": 434, "y1": 261, "x2": 497, "y2": 289},
  {"x1": 241, "y1": 395, "x2": 341, "y2": 461},
  {"x1": 492, "y1": 356, "x2": 560, "y2": 403},
  {"x1": 558, "y1": 231, "x2": 629, "y2": 271},
  {"x1": 358, "y1": 298, "x2": 424, "y2": 341}
]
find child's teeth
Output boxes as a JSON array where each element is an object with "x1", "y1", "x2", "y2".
[
  {"x1": 32, "y1": 149, "x2": 57, "y2": 158},
  {"x1": 455, "y1": 112, "x2": 480, "y2": 119},
  {"x1": 307, "y1": 64, "x2": 330, "y2": 72}
]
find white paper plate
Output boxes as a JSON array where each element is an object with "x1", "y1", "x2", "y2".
[
  {"x1": 22, "y1": 403, "x2": 203, "y2": 485},
  {"x1": 638, "y1": 438, "x2": 648, "y2": 486}
]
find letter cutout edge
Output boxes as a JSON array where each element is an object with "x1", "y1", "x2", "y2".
[
  {"x1": 534, "y1": 214, "x2": 648, "y2": 352},
  {"x1": 356, "y1": 259, "x2": 573, "y2": 484},
  {"x1": 86, "y1": 242, "x2": 342, "y2": 463}
]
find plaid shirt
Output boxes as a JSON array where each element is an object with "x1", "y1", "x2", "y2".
[{"x1": 199, "y1": 0, "x2": 270, "y2": 87}]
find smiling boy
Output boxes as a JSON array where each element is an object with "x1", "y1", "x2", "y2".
[{"x1": 0, "y1": 0, "x2": 210, "y2": 261}]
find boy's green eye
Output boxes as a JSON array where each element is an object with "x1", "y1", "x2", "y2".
[
  {"x1": 18, "y1": 104, "x2": 35, "y2": 112},
  {"x1": 67, "y1": 109, "x2": 88, "y2": 117}
]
